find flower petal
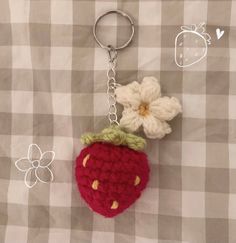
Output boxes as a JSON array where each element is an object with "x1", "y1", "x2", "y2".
[
  {"x1": 143, "y1": 115, "x2": 172, "y2": 139},
  {"x1": 28, "y1": 144, "x2": 42, "y2": 162},
  {"x1": 115, "y1": 81, "x2": 141, "y2": 109},
  {"x1": 150, "y1": 96, "x2": 182, "y2": 121},
  {"x1": 40, "y1": 151, "x2": 55, "y2": 167},
  {"x1": 24, "y1": 168, "x2": 37, "y2": 188},
  {"x1": 36, "y1": 167, "x2": 54, "y2": 183},
  {"x1": 140, "y1": 77, "x2": 161, "y2": 103},
  {"x1": 120, "y1": 108, "x2": 142, "y2": 133},
  {"x1": 15, "y1": 157, "x2": 32, "y2": 172}
]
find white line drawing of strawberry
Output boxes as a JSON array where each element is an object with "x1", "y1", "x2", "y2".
[{"x1": 175, "y1": 23, "x2": 211, "y2": 68}]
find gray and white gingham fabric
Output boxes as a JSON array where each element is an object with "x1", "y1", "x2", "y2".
[{"x1": 0, "y1": 0, "x2": 236, "y2": 242}]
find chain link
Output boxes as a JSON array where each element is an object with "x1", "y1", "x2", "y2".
[{"x1": 106, "y1": 45, "x2": 119, "y2": 125}]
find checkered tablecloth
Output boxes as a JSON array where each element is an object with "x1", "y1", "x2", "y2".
[{"x1": 0, "y1": 0, "x2": 236, "y2": 242}]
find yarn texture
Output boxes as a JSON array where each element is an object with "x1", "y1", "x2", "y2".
[
  {"x1": 115, "y1": 76, "x2": 182, "y2": 139},
  {"x1": 75, "y1": 142, "x2": 149, "y2": 217},
  {"x1": 81, "y1": 125, "x2": 146, "y2": 151}
]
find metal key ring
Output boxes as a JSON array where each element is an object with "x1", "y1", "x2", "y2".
[{"x1": 93, "y1": 10, "x2": 135, "y2": 51}]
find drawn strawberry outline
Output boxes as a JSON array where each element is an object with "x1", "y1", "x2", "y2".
[{"x1": 175, "y1": 23, "x2": 211, "y2": 68}]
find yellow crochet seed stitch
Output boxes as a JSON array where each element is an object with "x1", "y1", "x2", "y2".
[
  {"x1": 92, "y1": 180, "x2": 99, "y2": 190},
  {"x1": 111, "y1": 201, "x2": 119, "y2": 209},
  {"x1": 82, "y1": 154, "x2": 90, "y2": 167},
  {"x1": 134, "y1": 175, "x2": 141, "y2": 186}
]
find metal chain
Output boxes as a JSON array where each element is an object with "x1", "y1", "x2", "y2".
[
  {"x1": 93, "y1": 10, "x2": 135, "y2": 126},
  {"x1": 106, "y1": 45, "x2": 119, "y2": 125}
]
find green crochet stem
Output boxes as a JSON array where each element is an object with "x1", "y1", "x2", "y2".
[{"x1": 81, "y1": 126, "x2": 146, "y2": 151}]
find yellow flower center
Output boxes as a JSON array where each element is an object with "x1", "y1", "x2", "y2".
[{"x1": 138, "y1": 103, "x2": 150, "y2": 116}]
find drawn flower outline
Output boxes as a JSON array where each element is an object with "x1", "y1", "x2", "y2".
[{"x1": 15, "y1": 144, "x2": 55, "y2": 188}]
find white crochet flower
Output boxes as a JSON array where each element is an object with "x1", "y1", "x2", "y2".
[
  {"x1": 15, "y1": 144, "x2": 55, "y2": 188},
  {"x1": 115, "y1": 76, "x2": 182, "y2": 139}
]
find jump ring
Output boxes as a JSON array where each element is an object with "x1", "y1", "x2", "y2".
[{"x1": 93, "y1": 10, "x2": 135, "y2": 51}]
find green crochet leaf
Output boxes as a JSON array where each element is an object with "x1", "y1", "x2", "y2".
[{"x1": 81, "y1": 126, "x2": 146, "y2": 151}]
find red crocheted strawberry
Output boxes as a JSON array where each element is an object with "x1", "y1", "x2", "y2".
[{"x1": 75, "y1": 126, "x2": 149, "y2": 217}]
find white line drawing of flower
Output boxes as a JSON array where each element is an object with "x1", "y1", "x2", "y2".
[{"x1": 15, "y1": 144, "x2": 55, "y2": 188}]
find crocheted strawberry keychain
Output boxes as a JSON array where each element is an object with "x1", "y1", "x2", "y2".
[{"x1": 75, "y1": 10, "x2": 182, "y2": 218}]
